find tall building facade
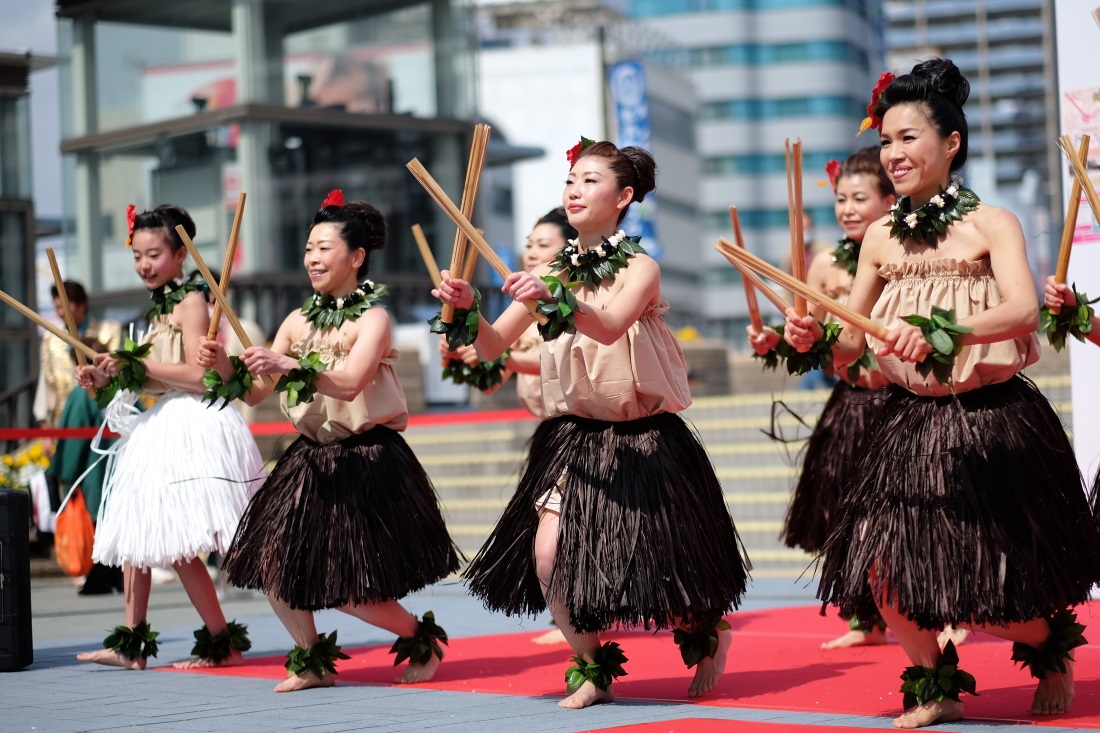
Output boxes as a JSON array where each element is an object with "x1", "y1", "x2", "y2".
[
  {"x1": 629, "y1": 0, "x2": 882, "y2": 338},
  {"x1": 883, "y1": 0, "x2": 1060, "y2": 277}
]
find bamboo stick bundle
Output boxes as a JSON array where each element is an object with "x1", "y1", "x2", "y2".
[
  {"x1": 785, "y1": 139, "x2": 807, "y2": 316},
  {"x1": 0, "y1": 289, "x2": 98, "y2": 359},
  {"x1": 1050, "y1": 136, "x2": 1090, "y2": 314},
  {"x1": 440, "y1": 123, "x2": 491, "y2": 324},
  {"x1": 412, "y1": 224, "x2": 442, "y2": 286},
  {"x1": 45, "y1": 248, "x2": 87, "y2": 367},
  {"x1": 729, "y1": 206, "x2": 764, "y2": 329},
  {"x1": 207, "y1": 192, "x2": 247, "y2": 340},
  {"x1": 715, "y1": 241, "x2": 791, "y2": 315},
  {"x1": 1057, "y1": 134, "x2": 1100, "y2": 232}
]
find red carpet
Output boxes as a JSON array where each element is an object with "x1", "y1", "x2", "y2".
[
  {"x1": 165, "y1": 604, "x2": 1100, "y2": 727},
  {"x1": 584, "y1": 721, "x2": 894, "y2": 733}
]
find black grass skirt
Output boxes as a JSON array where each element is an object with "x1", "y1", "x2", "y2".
[
  {"x1": 817, "y1": 375, "x2": 1100, "y2": 630},
  {"x1": 782, "y1": 384, "x2": 885, "y2": 553},
  {"x1": 223, "y1": 426, "x2": 460, "y2": 611},
  {"x1": 464, "y1": 411, "x2": 750, "y2": 633}
]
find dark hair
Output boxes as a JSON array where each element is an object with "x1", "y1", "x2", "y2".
[
  {"x1": 535, "y1": 206, "x2": 578, "y2": 241},
  {"x1": 874, "y1": 58, "x2": 970, "y2": 172},
  {"x1": 311, "y1": 200, "x2": 386, "y2": 279},
  {"x1": 132, "y1": 205, "x2": 196, "y2": 252},
  {"x1": 50, "y1": 280, "x2": 88, "y2": 307},
  {"x1": 837, "y1": 146, "x2": 895, "y2": 198},
  {"x1": 576, "y1": 141, "x2": 658, "y2": 222}
]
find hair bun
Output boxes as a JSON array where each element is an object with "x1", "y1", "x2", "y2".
[
  {"x1": 911, "y1": 58, "x2": 969, "y2": 108},
  {"x1": 620, "y1": 146, "x2": 657, "y2": 202}
]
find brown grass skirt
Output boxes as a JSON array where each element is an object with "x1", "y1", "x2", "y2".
[
  {"x1": 464, "y1": 412, "x2": 750, "y2": 633},
  {"x1": 817, "y1": 375, "x2": 1100, "y2": 629},
  {"x1": 223, "y1": 426, "x2": 460, "y2": 611},
  {"x1": 782, "y1": 384, "x2": 886, "y2": 553}
]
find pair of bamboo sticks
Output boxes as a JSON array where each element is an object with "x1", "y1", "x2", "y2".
[{"x1": 1051, "y1": 134, "x2": 1100, "y2": 313}]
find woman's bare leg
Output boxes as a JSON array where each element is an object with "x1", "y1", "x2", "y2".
[
  {"x1": 267, "y1": 595, "x2": 332, "y2": 693},
  {"x1": 338, "y1": 600, "x2": 443, "y2": 684},
  {"x1": 76, "y1": 563, "x2": 152, "y2": 669},
  {"x1": 171, "y1": 557, "x2": 245, "y2": 669}
]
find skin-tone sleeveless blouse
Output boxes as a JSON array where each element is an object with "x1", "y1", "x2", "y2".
[
  {"x1": 866, "y1": 258, "x2": 1038, "y2": 397},
  {"x1": 284, "y1": 329, "x2": 408, "y2": 443},
  {"x1": 141, "y1": 318, "x2": 191, "y2": 398},
  {"x1": 540, "y1": 300, "x2": 692, "y2": 422}
]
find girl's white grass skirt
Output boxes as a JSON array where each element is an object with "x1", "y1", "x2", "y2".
[{"x1": 93, "y1": 391, "x2": 265, "y2": 569}]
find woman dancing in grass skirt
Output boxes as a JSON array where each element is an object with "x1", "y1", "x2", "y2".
[
  {"x1": 785, "y1": 59, "x2": 1100, "y2": 728},
  {"x1": 435, "y1": 140, "x2": 749, "y2": 708},
  {"x1": 751, "y1": 148, "x2": 896, "y2": 650},
  {"x1": 76, "y1": 205, "x2": 264, "y2": 670},
  {"x1": 201, "y1": 193, "x2": 460, "y2": 692}
]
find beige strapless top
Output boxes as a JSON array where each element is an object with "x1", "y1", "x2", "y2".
[
  {"x1": 284, "y1": 328, "x2": 408, "y2": 443},
  {"x1": 142, "y1": 317, "x2": 186, "y2": 398},
  {"x1": 512, "y1": 323, "x2": 545, "y2": 419},
  {"x1": 868, "y1": 258, "x2": 1038, "y2": 396},
  {"x1": 541, "y1": 300, "x2": 691, "y2": 421},
  {"x1": 826, "y1": 288, "x2": 890, "y2": 390}
]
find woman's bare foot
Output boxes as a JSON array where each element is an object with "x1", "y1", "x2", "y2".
[
  {"x1": 1032, "y1": 659, "x2": 1074, "y2": 715},
  {"x1": 171, "y1": 648, "x2": 245, "y2": 669},
  {"x1": 892, "y1": 698, "x2": 964, "y2": 729},
  {"x1": 75, "y1": 648, "x2": 146, "y2": 670},
  {"x1": 274, "y1": 669, "x2": 335, "y2": 693},
  {"x1": 559, "y1": 679, "x2": 614, "y2": 709},
  {"x1": 822, "y1": 626, "x2": 887, "y2": 650},
  {"x1": 937, "y1": 626, "x2": 969, "y2": 649},
  {"x1": 395, "y1": 647, "x2": 444, "y2": 684},
  {"x1": 532, "y1": 628, "x2": 567, "y2": 645},
  {"x1": 688, "y1": 627, "x2": 732, "y2": 698}
]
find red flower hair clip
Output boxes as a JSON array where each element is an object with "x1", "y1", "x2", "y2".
[
  {"x1": 566, "y1": 136, "x2": 596, "y2": 167},
  {"x1": 321, "y1": 189, "x2": 344, "y2": 208},
  {"x1": 824, "y1": 159, "x2": 842, "y2": 192},
  {"x1": 124, "y1": 204, "x2": 137, "y2": 248},
  {"x1": 858, "y1": 72, "x2": 896, "y2": 136}
]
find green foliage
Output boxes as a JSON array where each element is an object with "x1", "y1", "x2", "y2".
[
  {"x1": 1011, "y1": 608, "x2": 1088, "y2": 679},
  {"x1": 389, "y1": 611, "x2": 449, "y2": 667},
  {"x1": 832, "y1": 237, "x2": 860, "y2": 277},
  {"x1": 301, "y1": 281, "x2": 388, "y2": 330},
  {"x1": 95, "y1": 337, "x2": 153, "y2": 408},
  {"x1": 104, "y1": 620, "x2": 160, "y2": 660},
  {"x1": 902, "y1": 306, "x2": 973, "y2": 384},
  {"x1": 846, "y1": 345, "x2": 880, "y2": 385},
  {"x1": 145, "y1": 272, "x2": 207, "y2": 321},
  {"x1": 285, "y1": 631, "x2": 351, "y2": 679},
  {"x1": 201, "y1": 355, "x2": 254, "y2": 409},
  {"x1": 428, "y1": 287, "x2": 481, "y2": 350},
  {"x1": 565, "y1": 641, "x2": 629, "y2": 693},
  {"x1": 442, "y1": 352, "x2": 509, "y2": 391},
  {"x1": 888, "y1": 185, "x2": 980, "y2": 248},
  {"x1": 537, "y1": 275, "x2": 581, "y2": 341},
  {"x1": 1039, "y1": 284, "x2": 1097, "y2": 352},
  {"x1": 554, "y1": 234, "x2": 647, "y2": 290},
  {"x1": 276, "y1": 351, "x2": 327, "y2": 408},
  {"x1": 899, "y1": 641, "x2": 978, "y2": 709},
  {"x1": 754, "y1": 322, "x2": 841, "y2": 376},
  {"x1": 673, "y1": 618, "x2": 731, "y2": 668},
  {"x1": 191, "y1": 620, "x2": 251, "y2": 663}
]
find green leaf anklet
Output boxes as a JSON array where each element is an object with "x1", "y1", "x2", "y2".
[
  {"x1": 899, "y1": 640, "x2": 978, "y2": 709},
  {"x1": 95, "y1": 337, "x2": 153, "y2": 408},
  {"x1": 902, "y1": 306, "x2": 973, "y2": 384},
  {"x1": 104, "y1": 620, "x2": 160, "y2": 660},
  {"x1": 565, "y1": 641, "x2": 629, "y2": 694},
  {"x1": 201, "y1": 356, "x2": 254, "y2": 409},
  {"x1": 1011, "y1": 608, "x2": 1087, "y2": 679},
  {"x1": 674, "y1": 618, "x2": 731, "y2": 669},
  {"x1": 429, "y1": 287, "x2": 481, "y2": 350},
  {"x1": 191, "y1": 620, "x2": 251, "y2": 664},
  {"x1": 848, "y1": 613, "x2": 886, "y2": 635},
  {"x1": 389, "y1": 610, "x2": 449, "y2": 666},
  {"x1": 285, "y1": 631, "x2": 351, "y2": 679},
  {"x1": 1039, "y1": 284, "x2": 1097, "y2": 352},
  {"x1": 276, "y1": 351, "x2": 327, "y2": 408}
]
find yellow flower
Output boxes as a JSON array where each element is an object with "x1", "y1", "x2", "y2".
[
  {"x1": 1, "y1": 455, "x2": 13, "y2": 467},
  {"x1": 28, "y1": 443, "x2": 42, "y2": 460}
]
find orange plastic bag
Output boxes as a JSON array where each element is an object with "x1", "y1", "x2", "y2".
[{"x1": 55, "y1": 488, "x2": 94, "y2": 577}]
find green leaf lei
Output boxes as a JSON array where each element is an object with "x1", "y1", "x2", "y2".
[
  {"x1": 899, "y1": 640, "x2": 978, "y2": 709},
  {"x1": 428, "y1": 287, "x2": 481, "y2": 350},
  {"x1": 754, "y1": 322, "x2": 842, "y2": 376},
  {"x1": 201, "y1": 355, "x2": 254, "y2": 409},
  {"x1": 1039, "y1": 283, "x2": 1097, "y2": 352},
  {"x1": 845, "y1": 345, "x2": 880, "y2": 385},
  {"x1": 888, "y1": 181, "x2": 980, "y2": 248},
  {"x1": 832, "y1": 237, "x2": 859, "y2": 277},
  {"x1": 285, "y1": 631, "x2": 350, "y2": 679},
  {"x1": 901, "y1": 306, "x2": 973, "y2": 384},
  {"x1": 190, "y1": 620, "x2": 251, "y2": 664},
  {"x1": 276, "y1": 351, "x2": 327, "y2": 408},
  {"x1": 673, "y1": 618, "x2": 731, "y2": 669},
  {"x1": 442, "y1": 351, "x2": 509, "y2": 392},
  {"x1": 553, "y1": 230, "x2": 646, "y2": 291},
  {"x1": 145, "y1": 272, "x2": 207, "y2": 321},
  {"x1": 389, "y1": 611, "x2": 448, "y2": 666},
  {"x1": 94, "y1": 336, "x2": 153, "y2": 408},
  {"x1": 104, "y1": 620, "x2": 160, "y2": 660},
  {"x1": 565, "y1": 641, "x2": 629, "y2": 693},
  {"x1": 301, "y1": 280, "x2": 388, "y2": 330},
  {"x1": 1011, "y1": 608, "x2": 1087, "y2": 679},
  {"x1": 537, "y1": 274, "x2": 581, "y2": 341}
]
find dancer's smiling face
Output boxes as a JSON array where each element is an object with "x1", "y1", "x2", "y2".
[
  {"x1": 131, "y1": 229, "x2": 186, "y2": 290},
  {"x1": 564, "y1": 156, "x2": 633, "y2": 235},
  {"x1": 879, "y1": 103, "x2": 960, "y2": 202},
  {"x1": 834, "y1": 173, "x2": 895, "y2": 243},
  {"x1": 304, "y1": 222, "x2": 364, "y2": 296},
  {"x1": 523, "y1": 222, "x2": 568, "y2": 273}
]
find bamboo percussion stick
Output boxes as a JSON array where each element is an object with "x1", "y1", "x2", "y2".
[
  {"x1": 786, "y1": 139, "x2": 807, "y2": 316},
  {"x1": 729, "y1": 206, "x2": 763, "y2": 330},
  {"x1": 441, "y1": 123, "x2": 491, "y2": 323},
  {"x1": 208, "y1": 192, "x2": 247, "y2": 340},
  {"x1": 1050, "y1": 136, "x2": 1089, "y2": 314},
  {"x1": 45, "y1": 248, "x2": 87, "y2": 367},
  {"x1": 412, "y1": 224, "x2": 442, "y2": 286},
  {"x1": 1058, "y1": 135, "x2": 1100, "y2": 233},
  {"x1": 716, "y1": 239, "x2": 889, "y2": 340},
  {"x1": 0, "y1": 289, "x2": 98, "y2": 359},
  {"x1": 175, "y1": 225, "x2": 276, "y2": 387},
  {"x1": 715, "y1": 245, "x2": 791, "y2": 315},
  {"x1": 407, "y1": 158, "x2": 547, "y2": 324}
]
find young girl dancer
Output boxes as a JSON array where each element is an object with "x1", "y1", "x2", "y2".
[
  {"x1": 784, "y1": 59, "x2": 1100, "y2": 728},
  {"x1": 200, "y1": 194, "x2": 460, "y2": 693},
  {"x1": 75, "y1": 204, "x2": 264, "y2": 669},
  {"x1": 752, "y1": 148, "x2": 896, "y2": 650},
  {"x1": 436, "y1": 140, "x2": 749, "y2": 708}
]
